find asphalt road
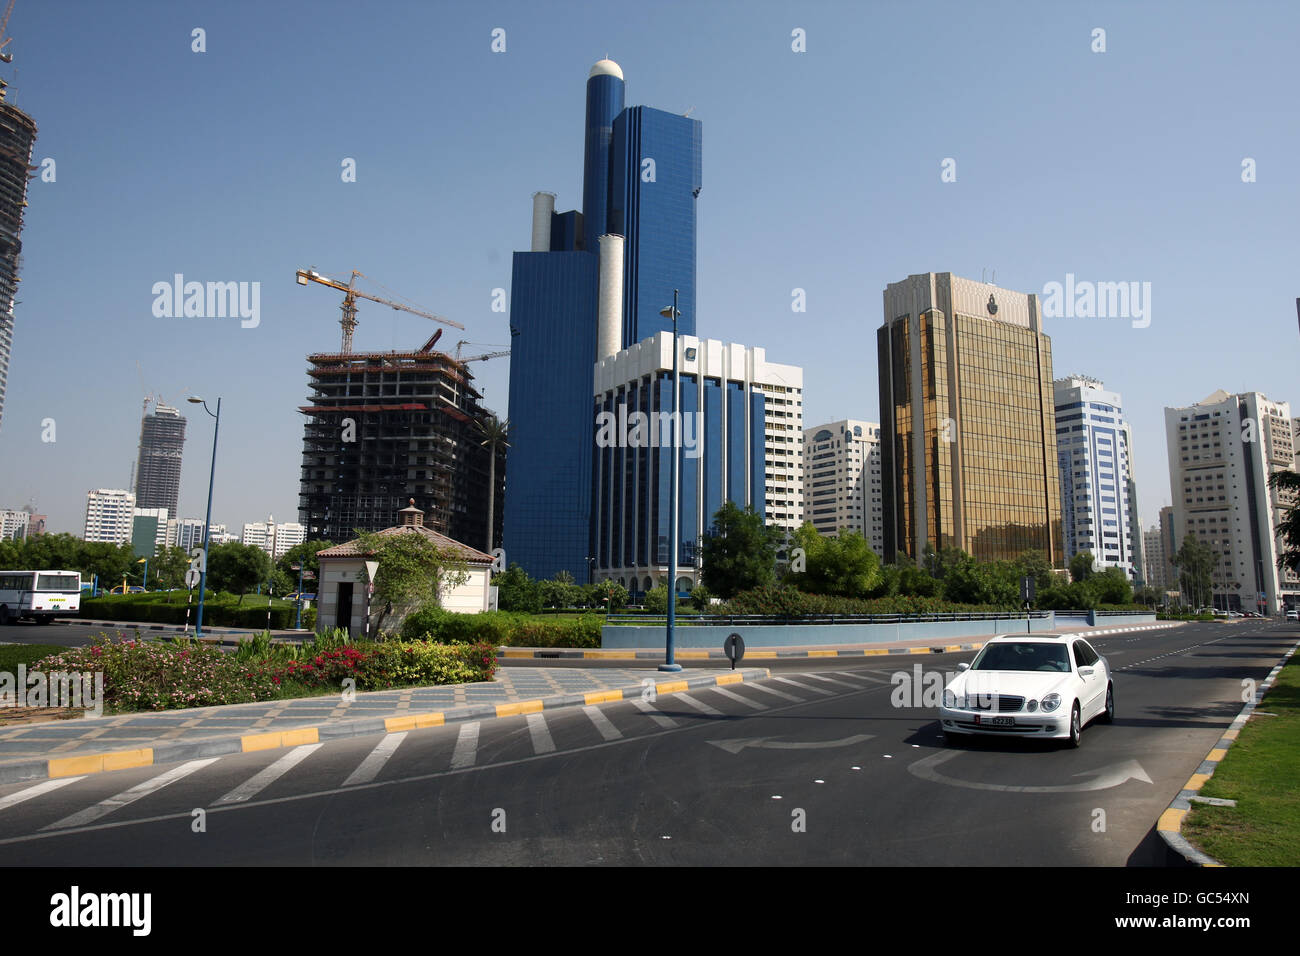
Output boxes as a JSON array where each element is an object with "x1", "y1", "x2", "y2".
[{"x1": 0, "y1": 619, "x2": 1293, "y2": 865}]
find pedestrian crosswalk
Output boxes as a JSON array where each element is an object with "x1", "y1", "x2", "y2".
[{"x1": 0, "y1": 668, "x2": 892, "y2": 841}]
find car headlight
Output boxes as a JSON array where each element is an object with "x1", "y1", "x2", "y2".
[
  {"x1": 943, "y1": 689, "x2": 957, "y2": 708},
  {"x1": 1041, "y1": 693, "x2": 1061, "y2": 713}
]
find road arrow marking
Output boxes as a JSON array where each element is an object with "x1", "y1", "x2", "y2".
[
  {"x1": 907, "y1": 750, "x2": 1153, "y2": 793},
  {"x1": 707, "y1": 733, "x2": 875, "y2": 755}
]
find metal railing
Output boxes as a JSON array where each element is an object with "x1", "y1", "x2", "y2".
[{"x1": 607, "y1": 610, "x2": 1053, "y2": 627}]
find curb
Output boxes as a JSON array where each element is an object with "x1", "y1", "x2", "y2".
[
  {"x1": 498, "y1": 644, "x2": 989, "y2": 660},
  {"x1": 1156, "y1": 634, "x2": 1300, "y2": 867},
  {"x1": 0, "y1": 667, "x2": 771, "y2": 786}
]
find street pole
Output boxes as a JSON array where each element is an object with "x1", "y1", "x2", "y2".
[
  {"x1": 660, "y1": 290, "x2": 682, "y2": 672},
  {"x1": 294, "y1": 562, "x2": 304, "y2": 630},
  {"x1": 192, "y1": 396, "x2": 221, "y2": 638}
]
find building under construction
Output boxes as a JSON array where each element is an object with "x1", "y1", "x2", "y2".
[
  {"x1": 298, "y1": 342, "x2": 505, "y2": 552},
  {"x1": 134, "y1": 402, "x2": 187, "y2": 515},
  {"x1": 0, "y1": 92, "x2": 37, "y2": 433}
]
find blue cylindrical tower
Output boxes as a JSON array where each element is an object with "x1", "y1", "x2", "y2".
[{"x1": 581, "y1": 58, "x2": 625, "y2": 250}]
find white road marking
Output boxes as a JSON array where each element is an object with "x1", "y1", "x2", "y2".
[
  {"x1": 216, "y1": 745, "x2": 322, "y2": 805},
  {"x1": 526, "y1": 712, "x2": 555, "y2": 754},
  {"x1": 706, "y1": 685, "x2": 768, "y2": 710},
  {"x1": 45, "y1": 758, "x2": 218, "y2": 829},
  {"x1": 450, "y1": 721, "x2": 481, "y2": 769},
  {"x1": 675, "y1": 693, "x2": 722, "y2": 716},
  {"x1": 773, "y1": 676, "x2": 833, "y2": 696},
  {"x1": 342, "y1": 732, "x2": 407, "y2": 787},
  {"x1": 802, "y1": 673, "x2": 861, "y2": 689},
  {"x1": 631, "y1": 698, "x2": 677, "y2": 727},
  {"x1": 0, "y1": 776, "x2": 85, "y2": 813},
  {"x1": 582, "y1": 705, "x2": 624, "y2": 740},
  {"x1": 743, "y1": 682, "x2": 803, "y2": 703}
]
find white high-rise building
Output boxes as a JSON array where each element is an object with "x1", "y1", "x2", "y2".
[
  {"x1": 0, "y1": 508, "x2": 29, "y2": 540},
  {"x1": 1055, "y1": 376, "x2": 1137, "y2": 577},
  {"x1": 591, "y1": 332, "x2": 803, "y2": 595},
  {"x1": 242, "y1": 515, "x2": 307, "y2": 560},
  {"x1": 84, "y1": 489, "x2": 136, "y2": 544},
  {"x1": 169, "y1": 518, "x2": 228, "y2": 553},
  {"x1": 1165, "y1": 390, "x2": 1299, "y2": 614},
  {"x1": 802, "y1": 420, "x2": 883, "y2": 553}
]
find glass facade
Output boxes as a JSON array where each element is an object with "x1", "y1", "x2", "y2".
[
  {"x1": 879, "y1": 299, "x2": 1063, "y2": 567},
  {"x1": 502, "y1": 251, "x2": 599, "y2": 580},
  {"x1": 609, "y1": 106, "x2": 703, "y2": 347},
  {"x1": 582, "y1": 71, "x2": 625, "y2": 249},
  {"x1": 593, "y1": 369, "x2": 765, "y2": 600}
]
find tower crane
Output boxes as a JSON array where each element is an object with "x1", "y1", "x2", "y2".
[
  {"x1": 0, "y1": 0, "x2": 16, "y2": 64},
  {"x1": 295, "y1": 267, "x2": 464, "y2": 354},
  {"x1": 454, "y1": 340, "x2": 509, "y2": 360}
]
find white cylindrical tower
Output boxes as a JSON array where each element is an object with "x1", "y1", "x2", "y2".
[
  {"x1": 531, "y1": 191, "x2": 556, "y2": 252},
  {"x1": 596, "y1": 234, "x2": 625, "y2": 360}
]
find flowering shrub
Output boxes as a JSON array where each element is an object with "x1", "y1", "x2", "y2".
[
  {"x1": 33, "y1": 633, "x2": 497, "y2": 714},
  {"x1": 36, "y1": 635, "x2": 281, "y2": 710}
]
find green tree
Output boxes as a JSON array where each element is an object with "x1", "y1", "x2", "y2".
[
  {"x1": 354, "y1": 529, "x2": 471, "y2": 633},
  {"x1": 1268, "y1": 470, "x2": 1300, "y2": 575},
  {"x1": 151, "y1": 546, "x2": 192, "y2": 590},
  {"x1": 474, "y1": 413, "x2": 509, "y2": 553},
  {"x1": 1069, "y1": 551, "x2": 1096, "y2": 583},
  {"x1": 1171, "y1": 533, "x2": 1215, "y2": 609},
  {"x1": 206, "y1": 542, "x2": 273, "y2": 603},
  {"x1": 700, "y1": 502, "x2": 782, "y2": 599},
  {"x1": 1090, "y1": 566, "x2": 1133, "y2": 606},
  {"x1": 690, "y1": 583, "x2": 713, "y2": 611},
  {"x1": 787, "y1": 524, "x2": 882, "y2": 597},
  {"x1": 276, "y1": 540, "x2": 335, "y2": 584},
  {"x1": 644, "y1": 583, "x2": 670, "y2": 614},
  {"x1": 594, "y1": 578, "x2": 629, "y2": 613},
  {"x1": 496, "y1": 563, "x2": 541, "y2": 613},
  {"x1": 940, "y1": 554, "x2": 1018, "y2": 607},
  {"x1": 1013, "y1": 549, "x2": 1055, "y2": 593}
]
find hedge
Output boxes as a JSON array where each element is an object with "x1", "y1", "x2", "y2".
[
  {"x1": 81, "y1": 592, "x2": 304, "y2": 629},
  {"x1": 400, "y1": 608, "x2": 603, "y2": 648}
]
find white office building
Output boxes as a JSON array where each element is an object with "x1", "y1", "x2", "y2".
[
  {"x1": 803, "y1": 420, "x2": 883, "y2": 553},
  {"x1": 84, "y1": 489, "x2": 136, "y2": 544},
  {"x1": 1054, "y1": 376, "x2": 1138, "y2": 577},
  {"x1": 0, "y1": 508, "x2": 29, "y2": 540},
  {"x1": 1165, "y1": 390, "x2": 1299, "y2": 614},
  {"x1": 242, "y1": 515, "x2": 307, "y2": 560},
  {"x1": 591, "y1": 331, "x2": 803, "y2": 596}
]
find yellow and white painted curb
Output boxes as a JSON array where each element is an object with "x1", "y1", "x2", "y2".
[{"x1": 1156, "y1": 635, "x2": 1300, "y2": 866}]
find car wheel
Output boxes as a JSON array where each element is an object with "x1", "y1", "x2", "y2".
[
  {"x1": 1100, "y1": 683, "x2": 1114, "y2": 724},
  {"x1": 1067, "y1": 702, "x2": 1082, "y2": 748},
  {"x1": 0, "y1": 606, "x2": 9, "y2": 626},
  {"x1": 37, "y1": 616, "x2": 53, "y2": 625},
  {"x1": 942, "y1": 731, "x2": 962, "y2": 748}
]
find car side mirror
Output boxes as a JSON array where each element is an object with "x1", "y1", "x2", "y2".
[
  {"x1": 1078, "y1": 667, "x2": 1094, "y2": 677},
  {"x1": 957, "y1": 662, "x2": 969, "y2": 672}
]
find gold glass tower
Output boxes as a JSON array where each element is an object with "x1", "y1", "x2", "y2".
[{"x1": 877, "y1": 273, "x2": 1063, "y2": 567}]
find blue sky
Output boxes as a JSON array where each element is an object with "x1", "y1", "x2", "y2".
[{"x1": 1, "y1": 0, "x2": 1297, "y2": 541}]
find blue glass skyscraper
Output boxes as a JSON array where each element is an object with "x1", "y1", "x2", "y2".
[
  {"x1": 504, "y1": 59, "x2": 703, "y2": 582},
  {"x1": 610, "y1": 106, "x2": 702, "y2": 347}
]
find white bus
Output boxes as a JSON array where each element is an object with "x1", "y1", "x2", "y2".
[{"x1": 0, "y1": 570, "x2": 82, "y2": 625}]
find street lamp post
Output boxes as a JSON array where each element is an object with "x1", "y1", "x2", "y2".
[
  {"x1": 658, "y1": 291, "x2": 682, "y2": 673},
  {"x1": 293, "y1": 562, "x2": 305, "y2": 630},
  {"x1": 188, "y1": 396, "x2": 221, "y2": 637}
]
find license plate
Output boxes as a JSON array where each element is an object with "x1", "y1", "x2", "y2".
[{"x1": 975, "y1": 716, "x2": 1014, "y2": 727}]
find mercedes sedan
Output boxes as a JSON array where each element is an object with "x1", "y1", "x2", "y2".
[{"x1": 938, "y1": 635, "x2": 1113, "y2": 747}]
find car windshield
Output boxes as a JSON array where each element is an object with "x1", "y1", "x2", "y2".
[{"x1": 971, "y1": 642, "x2": 1070, "y2": 672}]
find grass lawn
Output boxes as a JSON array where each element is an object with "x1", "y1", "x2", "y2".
[
  {"x1": 0, "y1": 644, "x2": 69, "y2": 671},
  {"x1": 1182, "y1": 654, "x2": 1300, "y2": 866}
]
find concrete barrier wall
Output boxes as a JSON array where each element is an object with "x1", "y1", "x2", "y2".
[
  {"x1": 600, "y1": 612, "x2": 1158, "y2": 649},
  {"x1": 602, "y1": 614, "x2": 1062, "y2": 649}
]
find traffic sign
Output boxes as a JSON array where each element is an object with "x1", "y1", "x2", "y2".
[
  {"x1": 185, "y1": 568, "x2": 201, "y2": 589},
  {"x1": 723, "y1": 633, "x2": 745, "y2": 670}
]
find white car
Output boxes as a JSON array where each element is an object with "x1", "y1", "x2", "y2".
[{"x1": 939, "y1": 635, "x2": 1113, "y2": 748}]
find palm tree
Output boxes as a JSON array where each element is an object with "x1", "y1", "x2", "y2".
[{"x1": 475, "y1": 414, "x2": 509, "y2": 554}]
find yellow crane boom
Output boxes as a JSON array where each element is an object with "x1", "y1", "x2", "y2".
[{"x1": 296, "y1": 267, "x2": 464, "y2": 354}]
